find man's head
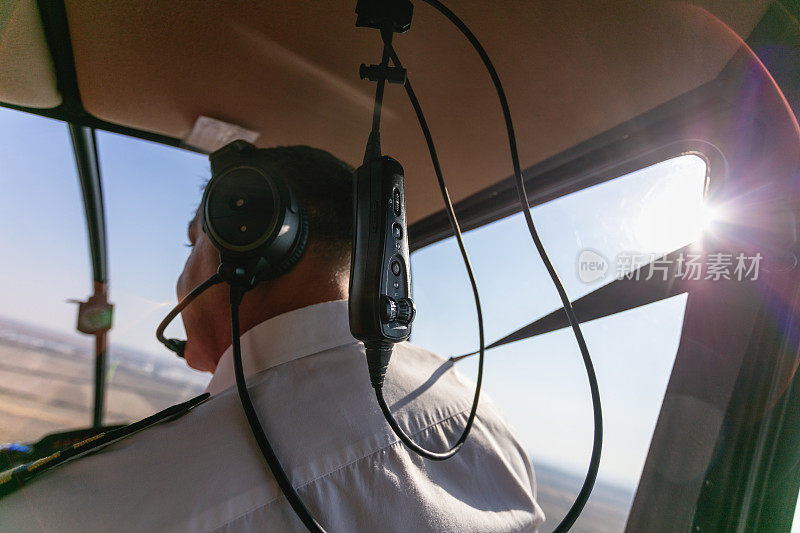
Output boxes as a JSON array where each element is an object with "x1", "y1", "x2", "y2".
[{"x1": 177, "y1": 145, "x2": 354, "y2": 372}]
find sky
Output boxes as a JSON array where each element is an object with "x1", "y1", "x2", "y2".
[
  {"x1": 410, "y1": 155, "x2": 706, "y2": 487},
  {"x1": 0, "y1": 105, "x2": 708, "y2": 491}
]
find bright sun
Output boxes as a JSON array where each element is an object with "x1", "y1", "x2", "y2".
[{"x1": 634, "y1": 160, "x2": 716, "y2": 254}]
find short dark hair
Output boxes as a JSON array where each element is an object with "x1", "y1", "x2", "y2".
[{"x1": 258, "y1": 146, "x2": 354, "y2": 269}]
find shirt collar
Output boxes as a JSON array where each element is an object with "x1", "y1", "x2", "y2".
[{"x1": 205, "y1": 298, "x2": 357, "y2": 396}]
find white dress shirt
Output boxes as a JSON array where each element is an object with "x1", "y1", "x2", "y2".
[{"x1": 2, "y1": 299, "x2": 544, "y2": 532}]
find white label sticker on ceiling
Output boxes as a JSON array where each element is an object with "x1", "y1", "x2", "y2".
[{"x1": 185, "y1": 116, "x2": 260, "y2": 152}]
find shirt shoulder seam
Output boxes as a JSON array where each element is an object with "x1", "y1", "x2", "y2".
[{"x1": 302, "y1": 403, "x2": 473, "y2": 488}]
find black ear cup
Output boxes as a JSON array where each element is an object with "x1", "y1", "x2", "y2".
[
  {"x1": 203, "y1": 165, "x2": 281, "y2": 254},
  {"x1": 257, "y1": 208, "x2": 309, "y2": 281},
  {"x1": 202, "y1": 140, "x2": 309, "y2": 283}
]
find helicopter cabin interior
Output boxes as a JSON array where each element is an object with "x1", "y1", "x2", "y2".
[{"x1": 1, "y1": 1, "x2": 800, "y2": 531}]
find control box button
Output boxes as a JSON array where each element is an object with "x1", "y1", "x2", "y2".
[{"x1": 393, "y1": 188, "x2": 401, "y2": 216}]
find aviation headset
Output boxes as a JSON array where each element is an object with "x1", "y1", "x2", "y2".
[
  {"x1": 2, "y1": 2, "x2": 603, "y2": 532},
  {"x1": 152, "y1": 142, "x2": 313, "y2": 358}
]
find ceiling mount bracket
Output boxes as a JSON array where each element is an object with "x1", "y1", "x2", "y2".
[{"x1": 355, "y1": 0, "x2": 413, "y2": 34}]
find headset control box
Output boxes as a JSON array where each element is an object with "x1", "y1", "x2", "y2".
[{"x1": 349, "y1": 156, "x2": 414, "y2": 345}]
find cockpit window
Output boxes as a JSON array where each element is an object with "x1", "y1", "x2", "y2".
[
  {"x1": 0, "y1": 108, "x2": 214, "y2": 446},
  {"x1": 96, "y1": 130, "x2": 211, "y2": 426},
  {"x1": 0, "y1": 109, "x2": 94, "y2": 442},
  {"x1": 410, "y1": 154, "x2": 708, "y2": 528}
]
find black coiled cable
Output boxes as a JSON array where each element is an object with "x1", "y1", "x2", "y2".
[{"x1": 415, "y1": 2, "x2": 603, "y2": 531}]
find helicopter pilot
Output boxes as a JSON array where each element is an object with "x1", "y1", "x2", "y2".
[{"x1": 2, "y1": 145, "x2": 544, "y2": 532}]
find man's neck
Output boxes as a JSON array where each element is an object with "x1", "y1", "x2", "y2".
[
  {"x1": 206, "y1": 251, "x2": 350, "y2": 372},
  {"x1": 238, "y1": 289, "x2": 347, "y2": 335},
  {"x1": 214, "y1": 274, "x2": 348, "y2": 368}
]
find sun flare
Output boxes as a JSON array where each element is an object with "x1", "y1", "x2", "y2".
[{"x1": 633, "y1": 158, "x2": 715, "y2": 254}]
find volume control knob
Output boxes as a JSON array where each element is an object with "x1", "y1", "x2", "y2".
[
  {"x1": 396, "y1": 297, "x2": 416, "y2": 325},
  {"x1": 380, "y1": 295, "x2": 398, "y2": 323}
]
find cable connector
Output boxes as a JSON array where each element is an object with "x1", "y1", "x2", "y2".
[{"x1": 365, "y1": 343, "x2": 394, "y2": 389}]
